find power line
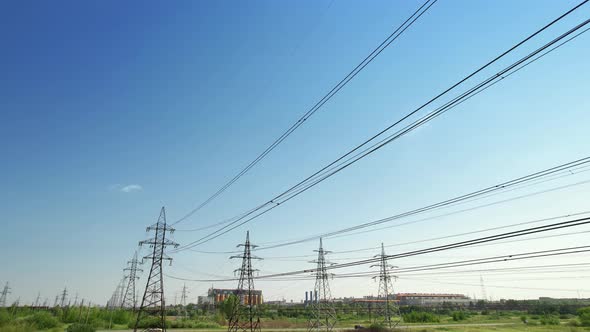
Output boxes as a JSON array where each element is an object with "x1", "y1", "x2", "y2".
[
  {"x1": 166, "y1": 215, "x2": 590, "y2": 282},
  {"x1": 172, "y1": 0, "x2": 438, "y2": 226},
  {"x1": 253, "y1": 163, "x2": 590, "y2": 250},
  {"x1": 171, "y1": 4, "x2": 590, "y2": 251}
]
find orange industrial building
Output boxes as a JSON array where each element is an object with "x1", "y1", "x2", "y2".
[{"x1": 207, "y1": 288, "x2": 263, "y2": 305}]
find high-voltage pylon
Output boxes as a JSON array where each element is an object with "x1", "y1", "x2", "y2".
[
  {"x1": 133, "y1": 207, "x2": 178, "y2": 332},
  {"x1": 33, "y1": 292, "x2": 41, "y2": 307},
  {"x1": 0, "y1": 282, "x2": 10, "y2": 307},
  {"x1": 480, "y1": 276, "x2": 487, "y2": 302},
  {"x1": 180, "y1": 284, "x2": 189, "y2": 319},
  {"x1": 109, "y1": 276, "x2": 127, "y2": 308},
  {"x1": 228, "y1": 231, "x2": 262, "y2": 332},
  {"x1": 371, "y1": 243, "x2": 401, "y2": 329},
  {"x1": 59, "y1": 287, "x2": 68, "y2": 307},
  {"x1": 122, "y1": 252, "x2": 143, "y2": 311},
  {"x1": 307, "y1": 238, "x2": 337, "y2": 332}
]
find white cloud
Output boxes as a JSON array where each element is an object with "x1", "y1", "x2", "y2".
[{"x1": 119, "y1": 184, "x2": 143, "y2": 193}]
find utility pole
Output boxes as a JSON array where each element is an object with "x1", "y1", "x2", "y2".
[
  {"x1": 371, "y1": 243, "x2": 401, "y2": 329},
  {"x1": 180, "y1": 284, "x2": 189, "y2": 320},
  {"x1": 228, "y1": 231, "x2": 262, "y2": 332},
  {"x1": 0, "y1": 282, "x2": 10, "y2": 307},
  {"x1": 122, "y1": 252, "x2": 143, "y2": 310},
  {"x1": 59, "y1": 287, "x2": 68, "y2": 307},
  {"x1": 133, "y1": 207, "x2": 178, "y2": 332},
  {"x1": 307, "y1": 238, "x2": 336, "y2": 332}
]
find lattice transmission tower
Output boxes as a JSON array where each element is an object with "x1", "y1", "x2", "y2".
[
  {"x1": 0, "y1": 282, "x2": 10, "y2": 307},
  {"x1": 122, "y1": 251, "x2": 143, "y2": 311},
  {"x1": 133, "y1": 207, "x2": 178, "y2": 332},
  {"x1": 59, "y1": 287, "x2": 68, "y2": 307},
  {"x1": 371, "y1": 243, "x2": 401, "y2": 329},
  {"x1": 180, "y1": 284, "x2": 189, "y2": 320},
  {"x1": 228, "y1": 231, "x2": 262, "y2": 332},
  {"x1": 480, "y1": 276, "x2": 487, "y2": 302},
  {"x1": 307, "y1": 238, "x2": 337, "y2": 332}
]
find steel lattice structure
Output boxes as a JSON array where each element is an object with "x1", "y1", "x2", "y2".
[
  {"x1": 122, "y1": 251, "x2": 143, "y2": 311},
  {"x1": 133, "y1": 207, "x2": 178, "y2": 332},
  {"x1": 228, "y1": 231, "x2": 262, "y2": 332},
  {"x1": 180, "y1": 284, "x2": 189, "y2": 319},
  {"x1": 371, "y1": 243, "x2": 401, "y2": 329},
  {"x1": 0, "y1": 282, "x2": 10, "y2": 307},
  {"x1": 59, "y1": 287, "x2": 68, "y2": 307},
  {"x1": 307, "y1": 238, "x2": 337, "y2": 332}
]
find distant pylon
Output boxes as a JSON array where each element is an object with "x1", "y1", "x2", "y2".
[
  {"x1": 133, "y1": 207, "x2": 178, "y2": 332},
  {"x1": 122, "y1": 251, "x2": 143, "y2": 310},
  {"x1": 180, "y1": 284, "x2": 189, "y2": 319},
  {"x1": 33, "y1": 292, "x2": 41, "y2": 307},
  {"x1": 480, "y1": 276, "x2": 487, "y2": 302},
  {"x1": 228, "y1": 231, "x2": 262, "y2": 332},
  {"x1": 0, "y1": 282, "x2": 10, "y2": 307},
  {"x1": 59, "y1": 287, "x2": 68, "y2": 307},
  {"x1": 53, "y1": 295, "x2": 59, "y2": 308},
  {"x1": 307, "y1": 238, "x2": 337, "y2": 332},
  {"x1": 109, "y1": 276, "x2": 127, "y2": 308},
  {"x1": 371, "y1": 243, "x2": 401, "y2": 329}
]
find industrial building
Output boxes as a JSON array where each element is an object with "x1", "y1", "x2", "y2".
[
  {"x1": 206, "y1": 288, "x2": 263, "y2": 305},
  {"x1": 396, "y1": 293, "x2": 471, "y2": 306}
]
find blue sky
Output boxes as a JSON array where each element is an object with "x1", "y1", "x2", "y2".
[{"x1": 1, "y1": 0, "x2": 590, "y2": 305}]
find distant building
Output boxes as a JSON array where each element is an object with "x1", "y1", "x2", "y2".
[
  {"x1": 396, "y1": 293, "x2": 470, "y2": 306},
  {"x1": 207, "y1": 288, "x2": 263, "y2": 305}
]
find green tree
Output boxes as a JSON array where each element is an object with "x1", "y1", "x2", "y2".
[{"x1": 578, "y1": 307, "x2": 590, "y2": 326}]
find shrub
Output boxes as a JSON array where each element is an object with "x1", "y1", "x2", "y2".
[
  {"x1": 540, "y1": 314, "x2": 560, "y2": 325},
  {"x1": 402, "y1": 311, "x2": 439, "y2": 323},
  {"x1": 24, "y1": 312, "x2": 59, "y2": 329},
  {"x1": 578, "y1": 307, "x2": 590, "y2": 326},
  {"x1": 520, "y1": 315, "x2": 528, "y2": 324},
  {"x1": 0, "y1": 311, "x2": 10, "y2": 327},
  {"x1": 451, "y1": 311, "x2": 467, "y2": 321},
  {"x1": 130, "y1": 316, "x2": 169, "y2": 329},
  {"x1": 66, "y1": 323, "x2": 96, "y2": 332}
]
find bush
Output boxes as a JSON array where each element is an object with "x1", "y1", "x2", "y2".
[
  {"x1": 130, "y1": 316, "x2": 169, "y2": 329},
  {"x1": 0, "y1": 311, "x2": 10, "y2": 327},
  {"x1": 24, "y1": 312, "x2": 59, "y2": 329},
  {"x1": 402, "y1": 311, "x2": 440, "y2": 323},
  {"x1": 578, "y1": 307, "x2": 590, "y2": 326},
  {"x1": 540, "y1": 314, "x2": 560, "y2": 325},
  {"x1": 451, "y1": 311, "x2": 467, "y2": 321},
  {"x1": 66, "y1": 323, "x2": 96, "y2": 332}
]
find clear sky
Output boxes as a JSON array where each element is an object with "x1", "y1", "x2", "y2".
[{"x1": 1, "y1": 0, "x2": 590, "y2": 306}]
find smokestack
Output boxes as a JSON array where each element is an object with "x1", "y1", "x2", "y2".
[
  {"x1": 305, "y1": 291, "x2": 308, "y2": 304},
  {"x1": 315, "y1": 290, "x2": 318, "y2": 303}
]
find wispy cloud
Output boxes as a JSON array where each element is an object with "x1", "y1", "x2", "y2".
[
  {"x1": 109, "y1": 184, "x2": 143, "y2": 193},
  {"x1": 120, "y1": 184, "x2": 143, "y2": 193}
]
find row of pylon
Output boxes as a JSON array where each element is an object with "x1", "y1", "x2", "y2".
[{"x1": 130, "y1": 207, "x2": 400, "y2": 332}]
